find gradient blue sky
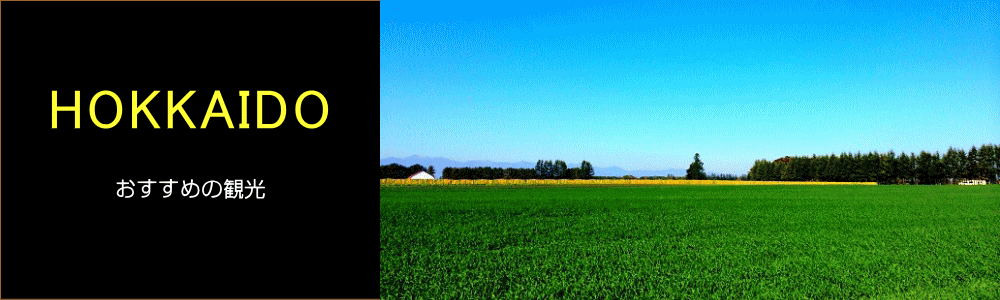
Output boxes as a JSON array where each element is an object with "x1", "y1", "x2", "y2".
[{"x1": 380, "y1": 0, "x2": 999, "y2": 175}]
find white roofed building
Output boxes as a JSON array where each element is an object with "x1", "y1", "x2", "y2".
[
  {"x1": 959, "y1": 179, "x2": 986, "y2": 185},
  {"x1": 408, "y1": 171, "x2": 435, "y2": 180}
]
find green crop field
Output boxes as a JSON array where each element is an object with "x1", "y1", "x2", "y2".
[{"x1": 380, "y1": 185, "x2": 1000, "y2": 299}]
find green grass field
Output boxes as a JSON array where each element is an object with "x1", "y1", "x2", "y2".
[{"x1": 380, "y1": 185, "x2": 1000, "y2": 299}]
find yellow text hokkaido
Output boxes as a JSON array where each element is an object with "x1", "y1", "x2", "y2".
[{"x1": 51, "y1": 90, "x2": 329, "y2": 129}]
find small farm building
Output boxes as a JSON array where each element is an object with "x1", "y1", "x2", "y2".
[
  {"x1": 959, "y1": 180, "x2": 986, "y2": 186},
  {"x1": 408, "y1": 171, "x2": 435, "y2": 180}
]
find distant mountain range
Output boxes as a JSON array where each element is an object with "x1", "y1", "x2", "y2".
[{"x1": 380, "y1": 155, "x2": 712, "y2": 177}]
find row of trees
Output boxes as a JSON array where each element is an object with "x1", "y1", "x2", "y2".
[
  {"x1": 442, "y1": 167, "x2": 535, "y2": 180},
  {"x1": 534, "y1": 160, "x2": 595, "y2": 179},
  {"x1": 442, "y1": 160, "x2": 595, "y2": 180},
  {"x1": 604, "y1": 174, "x2": 747, "y2": 180},
  {"x1": 380, "y1": 163, "x2": 435, "y2": 179},
  {"x1": 747, "y1": 144, "x2": 1000, "y2": 184}
]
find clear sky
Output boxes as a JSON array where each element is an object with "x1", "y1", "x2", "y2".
[{"x1": 380, "y1": 0, "x2": 999, "y2": 175}]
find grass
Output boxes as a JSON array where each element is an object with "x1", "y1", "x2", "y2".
[{"x1": 380, "y1": 185, "x2": 1000, "y2": 299}]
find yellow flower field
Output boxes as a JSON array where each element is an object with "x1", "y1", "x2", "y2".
[{"x1": 379, "y1": 179, "x2": 877, "y2": 186}]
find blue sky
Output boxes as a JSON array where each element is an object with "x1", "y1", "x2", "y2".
[{"x1": 380, "y1": 0, "x2": 999, "y2": 175}]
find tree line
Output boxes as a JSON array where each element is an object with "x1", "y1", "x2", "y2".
[
  {"x1": 442, "y1": 160, "x2": 595, "y2": 180},
  {"x1": 601, "y1": 174, "x2": 747, "y2": 180},
  {"x1": 747, "y1": 144, "x2": 999, "y2": 184}
]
